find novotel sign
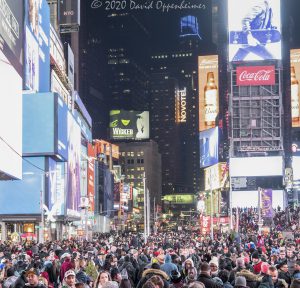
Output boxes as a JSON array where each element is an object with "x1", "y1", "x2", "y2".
[
  {"x1": 177, "y1": 88, "x2": 187, "y2": 123},
  {"x1": 236, "y1": 66, "x2": 275, "y2": 86}
]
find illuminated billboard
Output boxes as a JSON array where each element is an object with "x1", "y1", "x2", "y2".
[
  {"x1": 162, "y1": 194, "x2": 196, "y2": 204},
  {"x1": 230, "y1": 156, "x2": 283, "y2": 177},
  {"x1": 232, "y1": 190, "x2": 283, "y2": 208},
  {"x1": 291, "y1": 49, "x2": 300, "y2": 127},
  {"x1": 228, "y1": 0, "x2": 282, "y2": 62},
  {"x1": 200, "y1": 127, "x2": 219, "y2": 168},
  {"x1": 0, "y1": 0, "x2": 23, "y2": 179},
  {"x1": 47, "y1": 158, "x2": 65, "y2": 216},
  {"x1": 236, "y1": 66, "x2": 275, "y2": 86},
  {"x1": 66, "y1": 112, "x2": 81, "y2": 218},
  {"x1": 204, "y1": 162, "x2": 229, "y2": 191},
  {"x1": 175, "y1": 88, "x2": 187, "y2": 124},
  {"x1": 110, "y1": 110, "x2": 149, "y2": 140},
  {"x1": 24, "y1": 0, "x2": 50, "y2": 92},
  {"x1": 198, "y1": 55, "x2": 219, "y2": 131},
  {"x1": 87, "y1": 143, "x2": 95, "y2": 212},
  {"x1": 59, "y1": 0, "x2": 80, "y2": 27}
]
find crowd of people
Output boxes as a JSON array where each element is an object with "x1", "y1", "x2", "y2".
[{"x1": 0, "y1": 208, "x2": 299, "y2": 288}]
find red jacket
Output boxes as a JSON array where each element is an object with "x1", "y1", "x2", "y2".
[{"x1": 253, "y1": 261, "x2": 263, "y2": 274}]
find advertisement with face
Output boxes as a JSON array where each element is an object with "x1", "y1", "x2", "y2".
[
  {"x1": 291, "y1": 49, "x2": 300, "y2": 127},
  {"x1": 228, "y1": 0, "x2": 282, "y2": 62},
  {"x1": 110, "y1": 110, "x2": 150, "y2": 140},
  {"x1": 24, "y1": 0, "x2": 50, "y2": 92},
  {"x1": 198, "y1": 55, "x2": 219, "y2": 132},
  {"x1": 199, "y1": 127, "x2": 219, "y2": 168},
  {"x1": 67, "y1": 112, "x2": 81, "y2": 217}
]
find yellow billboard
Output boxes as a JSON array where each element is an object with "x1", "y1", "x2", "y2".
[
  {"x1": 291, "y1": 49, "x2": 300, "y2": 128},
  {"x1": 198, "y1": 55, "x2": 219, "y2": 132}
]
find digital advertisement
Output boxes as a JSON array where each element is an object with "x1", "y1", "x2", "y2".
[
  {"x1": 198, "y1": 55, "x2": 219, "y2": 132},
  {"x1": 291, "y1": 49, "x2": 300, "y2": 127},
  {"x1": 67, "y1": 112, "x2": 81, "y2": 217},
  {"x1": 228, "y1": 0, "x2": 282, "y2": 62},
  {"x1": 110, "y1": 110, "x2": 150, "y2": 140},
  {"x1": 199, "y1": 127, "x2": 219, "y2": 168}
]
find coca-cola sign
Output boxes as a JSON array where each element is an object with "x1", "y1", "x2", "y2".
[{"x1": 236, "y1": 66, "x2": 275, "y2": 86}]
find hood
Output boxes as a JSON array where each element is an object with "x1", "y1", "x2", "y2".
[
  {"x1": 183, "y1": 258, "x2": 194, "y2": 268},
  {"x1": 141, "y1": 268, "x2": 169, "y2": 280},
  {"x1": 237, "y1": 269, "x2": 259, "y2": 282},
  {"x1": 165, "y1": 254, "x2": 172, "y2": 264}
]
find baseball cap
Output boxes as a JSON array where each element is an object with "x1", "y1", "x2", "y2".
[{"x1": 64, "y1": 270, "x2": 76, "y2": 278}]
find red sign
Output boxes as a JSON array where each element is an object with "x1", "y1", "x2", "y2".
[
  {"x1": 236, "y1": 66, "x2": 275, "y2": 86},
  {"x1": 200, "y1": 216, "x2": 211, "y2": 235}
]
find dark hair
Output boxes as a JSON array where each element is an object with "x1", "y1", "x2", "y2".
[
  {"x1": 75, "y1": 283, "x2": 85, "y2": 288},
  {"x1": 119, "y1": 279, "x2": 132, "y2": 288},
  {"x1": 111, "y1": 268, "x2": 120, "y2": 280},
  {"x1": 200, "y1": 262, "x2": 210, "y2": 272},
  {"x1": 218, "y1": 269, "x2": 230, "y2": 283}
]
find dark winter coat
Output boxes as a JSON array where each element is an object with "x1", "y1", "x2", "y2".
[{"x1": 197, "y1": 273, "x2": 222, "y2": 288}]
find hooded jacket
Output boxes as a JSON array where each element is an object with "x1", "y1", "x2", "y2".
[
  {"x1": 161, "y1": 254, "x2": 179, "y2": 277},
  {"x1": 136, "y1": 268, "x2": 170, "y2": 288},
  {"x1": 236, "y1": 269, "x2": 259, "y2": 288}
]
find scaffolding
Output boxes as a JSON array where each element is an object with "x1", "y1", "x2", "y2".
[{"x1": 230, "y1": 68, "x2": 283, "y2": 157}]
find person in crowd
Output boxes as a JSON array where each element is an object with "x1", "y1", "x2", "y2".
[
  {"x1": 197, "y1": 262, "x2": 222, "y2": 288},
  {"x1": 94, "y1": 271, "x2": 111, "y2": 288},
  {"x1": 25, "y1": 268, "x2": 46, "y2": 288}
]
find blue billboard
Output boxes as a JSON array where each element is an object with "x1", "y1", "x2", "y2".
[
  {"x1": 23, "y1": 92, "x2": 68, "y2": 161},
  {"x1": 24, "y1": 0, "x2": 50, "y2": 92},
  {"x1": 0, "y1": 157, "x2": 46, "y2": 214},
  {"x1": 200, "y1": 127, "x2": 219, "y2": 168}
]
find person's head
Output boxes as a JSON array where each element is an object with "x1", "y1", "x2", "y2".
[
  {"x1": 291, "y1": 279, "x2": 300, "y2": 288},
  {"x1": 279, "y1": 248, "x2": 286, "y2": 260},
  {"x1": 147, "y1": 276, "x2": 164, "y2": 288},
  {"x1": 64, "y1": 270, "x2": 76, "y2": 287},
  {"x1": 200, "y1": 262, "x2": 210, "y2": 274},
  {"x1": 287, "y1": 249, "x2": 294, "y2": 259},
  {"x1": 279, "y1": 263, "x2": 288, "y2": 272},
  {"x1": 219, "y1": 269, "x2": 230, "y2": 284},
  {"x1": 185, "y1": 259, "x2": 194, "y2": 270},
  {"x1": 209, "y1": 258, "x2": 219, "y2": 275},
  {"x1": 26, "y1": 269, "x2": 39, "y2": 286},
  {"x1": 187, "y1": 267, "x2": 197, "y2": 281},
  {"x1": 110, "y1": 256, "x2": 118, "y2": 267},
  {"x1": 268, "y1": 266, "x2": 278, "y2": 283},
  {"x1": 111, "y1": 268, "x2": 122, "y2": 283},
  {"x1": 98, "y1": 271, "x2": 111, "y2": 286},
  {"x1": 187, "y1": 282, "x2": 205, "y2": 288},
  {"x1": 236, "y1": 257, "x2": 245, "y2": 268},
  {"x1": 252, "y1": 252, "x2": 260, "y2": 264},
  {"x1": 235, "y1": 276, "x2": 247, "y2": 288}
]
